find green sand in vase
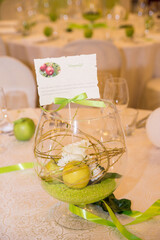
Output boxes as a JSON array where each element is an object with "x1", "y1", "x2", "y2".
[{"x1": 41, "y1": 178, "x2": 116, "y2": 205}]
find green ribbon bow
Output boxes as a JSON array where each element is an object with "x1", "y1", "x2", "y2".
[{"x1": 53, "y1": 92, "x2": 106, "y2": 111}]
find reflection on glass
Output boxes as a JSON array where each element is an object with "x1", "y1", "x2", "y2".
[{"x1": 34, "y1": 101, "x2": 127, "y2": 230}]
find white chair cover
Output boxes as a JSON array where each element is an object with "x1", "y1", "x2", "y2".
[
  {"x1": 140, "y1": 43, "x2": 160, "y2": 110},
  {"x1": 153, "y1": 43, "x2": 160, "y2": 79},
  {"x1": 0, "y1": 37, "x2": 6, "y2": 55},
  {"x1": 7, "y1": 41, "x2": 68, "y2": 73},
  {"x1": 63, "y1": 39, "x2": 122, "y2": 97},
  {"x1": 64, "y1": 39, "x2": 121, "y2": 71},
  {"x1": 0, "y1": 0, "x2": 17, "y2": 20},
  {"x1": 0, "y1": 56, "x2": 37, "y2": 108}
]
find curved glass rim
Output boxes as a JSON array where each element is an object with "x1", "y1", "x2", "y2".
[
  {"x1": 40, "y1": 99, "x2": 119, "y2": 122},
  {"x1": 106, "y1": 77, "x2": 127, "y2": 84}
]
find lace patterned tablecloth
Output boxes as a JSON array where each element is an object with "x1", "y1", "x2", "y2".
[{"x1": 0, "y1": 108, "x2": 160, "y2": 240}]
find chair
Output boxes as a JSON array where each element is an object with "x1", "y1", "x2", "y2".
[
  {"x1": 140, "y1": 43, "x2": 160, "y2": 110},
  {"x1": 63, "y1": 39, "x2": 122, "y2": 97},
  {"x1": 0, "y1": 37, "x2": 6, "y2": 56},
  {"x1": 0, "y1": 0, "x2": 20, "y2": 20},
  {"x1": 0, "y1": 56, "x2": 37, "y2": 108}
]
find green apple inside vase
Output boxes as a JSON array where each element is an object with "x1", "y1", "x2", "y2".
[
  {"x1": 34, "y1": 101, "x2": 127, "y2": 229},
  {"x1": 62, "y1": 161, "x2": 90, "y2": 189}
]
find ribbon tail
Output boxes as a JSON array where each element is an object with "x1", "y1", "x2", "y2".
[
  {"x1": 123, "y1": 210, "x2": 143, "y2": 219},
  {"x1": 102, "y1": 201, "x2": 142, "y2": 240},
  {"x1": 126, "y1": 199, "x2": 160, "y2": 226},
  {"x1": 54, "y1": 100, "x2": 68, "y2": 112},
  {"x1": 40, "y1": 106, "x2": 50, "y2": 112}
]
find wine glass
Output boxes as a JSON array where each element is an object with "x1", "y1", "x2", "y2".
[
  {"x1": 81, "y1": 0, "x2": 103, "y2": 23},
  {"x1": 6, "y1": 91, "x2": 29, "y2": 110},
  {"x1": 98, "y1": 72, "x2": 113, "y2": 99},
  {"x1": 137, "y1": 0, "x2": 148, "y2": 16},
  {"x1": 16, "y1": 0, "x2": 37, "y2": 35},
  {"x1": 38, "y1": 0, "x2": 50, "y2": 16},
  {"x1": 34, "y1": 100, "x2": 127, "y2": 230},
  {"x1": 0, "y1": 87, "x2": 13, "y2": 152},
  {"x1": 0, "y1": 88, "x2": 7, "y2": 124},
  {"x1": 0, "y1": 88, "x2": 12, "y2": 128},
  {"x1": 103, "y1": 77, "x2": 129, "y2": 113}
]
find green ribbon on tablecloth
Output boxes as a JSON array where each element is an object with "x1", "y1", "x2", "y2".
[
  {"x1": 0, "y1": 162, "x2": 34, "y2": 174},
  {"x1": 69, "y1": 203, "x2": 141, "y2": 240},
  {"x1": 0, "y1": 162, "x2": 160, "y2": 240},
  {"x1": 69, "y1": 199, "x2": 160, "y2": 240},
  {"x1": 125, "y1": 199, "x2": 160, "y2": 225}
]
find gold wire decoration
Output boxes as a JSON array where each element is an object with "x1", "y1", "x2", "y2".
[{"x1": 34, "y1": 117, "x2": 125, "y2": 186}]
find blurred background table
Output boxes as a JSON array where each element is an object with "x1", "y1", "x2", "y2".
[
  {"x1": 0, "y1": 0, "x2": 160, "y2": 110},
  {"x1": 0, "y1": 107, "x2": 160, "y2": 240},
  {"x1": 1, "y1": 16, "x2": 159, "y2": 108}
]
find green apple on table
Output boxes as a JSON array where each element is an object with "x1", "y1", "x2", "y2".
[{"x1": 13, "y1": 117, "x2": 35, "y2": 141}]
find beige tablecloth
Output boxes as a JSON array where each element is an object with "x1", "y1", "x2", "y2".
[{"x1": 0, "y1": 108, "x2": 160, "y2": 240}]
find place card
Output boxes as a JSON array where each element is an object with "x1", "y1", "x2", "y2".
[{"x1": 34, "y1": 54, "x2": 100, "y2": 106}]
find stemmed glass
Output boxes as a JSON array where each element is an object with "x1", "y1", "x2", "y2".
[
  {"x1": 0, "y1": 87, "x2": 13, "y2": 152},
  {"x1": 81, "y1": 0, "x2": 103, "y2": 23},
  {"x1": 103, "y1": 77, "x2": 129, "y2": 113},
  {"x1": 0, "y1": 88, "x2": 8, "y2": 124},
  {"x1": 34, "y1": 100, "x2": 127, "y2": 230},
  {"x1": 16, "y1": 0, "x2": 37, "y2": 35},
  {"x1": 0, "y1": 88, "x2": 12, "y2": 128},
  {"x1": 103, "y1": 77, "x2": 133, "y2": 136},
  {"x1": 98, "y1": 72, "x2": 113, "y2": 99},
  {"x1": 38, "y1": 0, "x2": 50, "y2": 16}
]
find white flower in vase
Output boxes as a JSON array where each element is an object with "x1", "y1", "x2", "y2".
[{"x1": 57, "y1": 140, "x2": 90, "y2": 167}]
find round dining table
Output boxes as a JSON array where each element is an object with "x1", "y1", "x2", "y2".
[
  {"x1": 0, "y1": 107, "x2": 160, "y2": 240},
  {"x1": 1, "y1": 15, "x2": 160, "y2": 108}
]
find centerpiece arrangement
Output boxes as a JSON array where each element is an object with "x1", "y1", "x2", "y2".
[
  {"x1": 34, "y1": 100, "x2": 127, "y2": 229},
  {"x1": 32, "y1": 55, "x2": 160, "y2": 238},
  {"x1": 33, "y1": 54, "x2": 130, "y2": 231},
  {"x1": 66, "y1": 0, "x2": 106, "y2": 38}
]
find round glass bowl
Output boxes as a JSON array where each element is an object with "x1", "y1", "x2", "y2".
[{"x1": 34, "y1": 100, "x2": 127, "y2": 228}]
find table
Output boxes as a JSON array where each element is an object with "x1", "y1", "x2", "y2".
[
  {"x1": 0, "y1": 108, "x2": 160, "y2": 240},
  {"x1": 1, "y1": 15, "x2": 160, "y2": 108}
]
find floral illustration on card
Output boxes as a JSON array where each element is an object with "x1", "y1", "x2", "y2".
[{"x1": 39, "y1": 62, "x2": 61, "y2": 78}]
